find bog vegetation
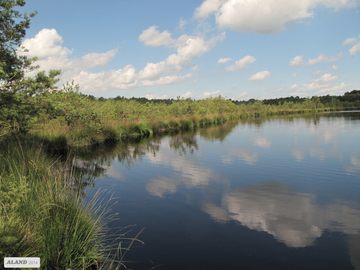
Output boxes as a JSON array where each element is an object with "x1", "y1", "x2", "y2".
[{"x1": 2, "y1": 82, "x2": 360, "y2": 148}]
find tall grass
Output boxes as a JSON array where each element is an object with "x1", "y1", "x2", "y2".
[{"x1": 0, "y1": 138, "x2": 137, "y2": 269}]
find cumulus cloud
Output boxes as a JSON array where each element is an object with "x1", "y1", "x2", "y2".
[
  {"x1": 307, "y1": 52, "x2": 342, "y2": 65},
  {"x1": 313, "y1": 70, "x2": 323, "y2": 76},
  {"x1": 203, "y1": 89, "x2": 221, "y2": 97},
  {"x1": 225, "y1": 55, "x2": 256, "y2": 71},
  {"x1": 292, "y1": 72, "x2": 299, "y2": 77},
  {"x1": 314, "y1": 73, "x2": 338, "y2": 83},
  {"x1": 20, "y1": 28, "x2": 215, "y2": 93},
  {"x1": 182, "y1": 91, "x2": 192, "y2": 98},
  {"x1": 138, "y1": 26, "x2": 174, "y2": 47},
  {"x1": 303, "y1": 82, "x2": 331, "y2": 91},
  {"x1": 314, "y1": 82, "x2": 352, "y2": 95},
  {"x1": 342, "y1": 37, "x2": 357, "y2": 45},
  {"x1": 218, "y1": 57, "x2": 232, "y2": 64},
  {"x1": 342, "y1": 36, "x2": 360, "y2": 55},
  {"x1": 289, "y1": 84, "x2": 298, "y2": 90},
  {"x1": 290, "y1": 52, "x2": 342, "y2": 66},
  {"x1": 289, "y1": 56, "x2": 304, "y2": 66},
  {"x1": 139, "y1": 32, "x2": 226, "y2": 79},
  {"x1": 247, "y1": 71, "x2": 271, "y2": 81},
  {"x1": 141, "y1": 73, "x2": 193, "y2": 86},
  {"x1": 20, "y1": 28, "x2": 119, "y2": 83},
  {"x1": 332, "y1": 65, "x2": 338, "y2": 70},
  {"x1": 194, "y1": 0, "x2": 225, "y2": 19},
  {"x1": 238, "y1": 92, "x2": 247, "y2": 98},
  {"x1": 72, "y1": 65, "x2": 138, "y2": 92},
  {"x1": 145, "y1": 94, "x2": 168, "y2": 100},
  {"x1": 138, "y1": 61, "x2": 166, "y2": 80},
  {"x1": 75, "y1": 49, "x2": 118, "y2": 69},
  {"x1": 178, "y1": 18, "x2": 187, "y2": 31},
  {"x1": 349, "y1": 41, "x2": 360, "y2": 56},
  {"x1": 194, "y1": 0, "x2": 358, "y2": 34},
  {"x1": 20, "y1": 28, "x2": 72, "y2": 59}
]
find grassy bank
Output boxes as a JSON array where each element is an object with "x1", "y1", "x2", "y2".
[
  {"x1": 29, "y1": 106, "x2": 351, "y2": 150},
  {"x1": 0, "y1": 137, "x2": 136, "y2": 269}
]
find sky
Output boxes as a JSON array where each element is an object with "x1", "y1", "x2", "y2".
[{"x1": 19, "y1": 0, "x2": 360, "y2": 100}]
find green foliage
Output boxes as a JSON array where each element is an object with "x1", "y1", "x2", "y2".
[{"x1": 0, "y1": 0, "x2": 61, "y2": 134}]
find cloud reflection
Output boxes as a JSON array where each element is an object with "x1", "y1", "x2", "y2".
[
  {"x1": 203, "y1": 183, "x2": 360, "y2": 248},
  {"x1": 146, "y1": 177, "x2": 177, "y2": 198},
  {"x1": 345, "y1": 154, "x2": 360, "y2": 174},
  {"x1": 222, "y1": 148, "x2": 258, "y2": 165},
  {"x1": 252, "y1": 136, "x2": 272, "y2": 148}
]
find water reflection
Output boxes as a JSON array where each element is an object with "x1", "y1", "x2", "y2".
[
  {"x1": 345, "y1": 154, "x2": 360, "y2": 174},
  {"x1": 221, "y1": 148, "x2": 258, "y2": 165},
  {"x1": 251, "y1": 136, "x2": 272, "y2": 148},
  {"x1": 169, "y1": 133, "x2": 198, "y2": 156},
  {"x1": 349, "y1": 234, "x2": 360, "y2": 270},
  {"x1": 73, "y1": 112, "x2": 360, "y2": 269},
  {"x1": 202, "y1": 182, "x2": 360, "y2": 248},
  {"x1": 199, "y1": 121, "x2": 239, "y2": 142}
]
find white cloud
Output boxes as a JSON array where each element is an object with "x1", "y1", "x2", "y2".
[
  {"x1": 332, "y1": 65, "x2": 338, "y2": 70},
  {"x1": 178, "y1": 18, "x2": 187, "y2": 31},
  {"x1": 192, "y1": 65, "x2": 199, "y2": 71},
  {"x1": 194, "y1": 0, "x2": 358, "y2": 34},
  {"x1": 247, "y1": 71, "x2": 271, "y2": 81},
  {"x1": 225, "y1": 55, "x2": 256, "y2": 71},
  {"x1": 194, "y1": 0, "x2": 225, "y2": 19},
  {"x1": 72, "y1": 65, "x2": 138, "y2": 92},
  {"x1": 342, "y1": 37, "x2": 357, "y2": 45},
  {"x1": 20, "y1": 28, "x2": 72, "y2": 59},
  {"x1": 289, "y1": 84, "x2": 298, "y2": 90},
  {"x1": 20, "y1": 28, "x2": 118, "y2": 82},
  {"x1": 314, "y1": 82, "x2": 352, "y2": 95},
  {"x1": 292, "y1": 72, "x2": 299, "y2": 77},
  {"x1": 314, "y1": 73, "x2": 338, "y2": 83},
  {"x1": 145, "y1": 94, "x2": 169, "y2": 100},
  {"x1": 20, "y1": 28, "x2": 211, "y2": 93},
  {"x1": 303, "y1": 82, "x2": 331, "y2": 91},
  {"x1": 141, "y1": 73, "x2": 193, "y2": 86},
  {"x1": 290, "y1": 52, "x2": 342, "y2": 66},
  {"x1": 182, "y1": 91, "x2": 192, "y2": 98},
  {"x1": 349, "y1": 41, "x2": 360, "y2": 56},
  {"x1": 140, "y1": 32, "x2": 226, "y2": 79},
  {"x1": 238, "y1": 92, "x2": 247, "y2": 98},
  {"x1": 307, "y1": 52, "x2": 342, "y2": 65},
  {"x1": 75, "y1": 49, "x2": 118, "y2": 69},
  {"x1": 138, "y1": 61, "x2": 166, "y2": 79},
  {"x1": 289, "y1": 56, "x2": 304, "y2": 66},
  {"x1": 138, "y1": 26, "x2": 174, "y2": 47},
  {"x1": 313, "y1": 70, "x2": 323, "y2": 76},
  {"x1": 218, "y1": 57, "x2": 232, "y2": 64},
  {"x1": 203, "y1": 89, "x2": 221, "y2": 97}
]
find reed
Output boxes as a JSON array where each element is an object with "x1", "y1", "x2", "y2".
[
  {"x1": 179, "y1": 119, "x2": 194, "y2": 129},
  {"x1": 0, "y1": 138, "x2": 136, "y2": 269},
  {"x1": 168, "y1": 120, "x2": 181, "y2": 130}
]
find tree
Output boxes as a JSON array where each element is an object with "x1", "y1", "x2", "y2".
[{"x1": 0, "y1": 0, "x2": 61, "y2": 133}]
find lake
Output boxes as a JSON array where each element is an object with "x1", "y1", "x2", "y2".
[{"x1": 80, "y1": 111, "x2": 360, "y2": 270}]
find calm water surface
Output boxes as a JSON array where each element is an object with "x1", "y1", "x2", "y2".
[{"x1": 82, "y1": 112, "x2": 360, "y2": 270}]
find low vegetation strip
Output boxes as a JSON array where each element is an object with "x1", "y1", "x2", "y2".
[{"x1": 26, "y1": 88, "x2": 360, "y2": 149}]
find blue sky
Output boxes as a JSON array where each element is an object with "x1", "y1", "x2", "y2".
[{"x1": 20, "y1": 0, "x2": 360, "y2": 100}]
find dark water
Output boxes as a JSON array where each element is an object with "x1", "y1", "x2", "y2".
[{"x1": 81, "y1": 112, "x2": 360, "y2": 270}]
